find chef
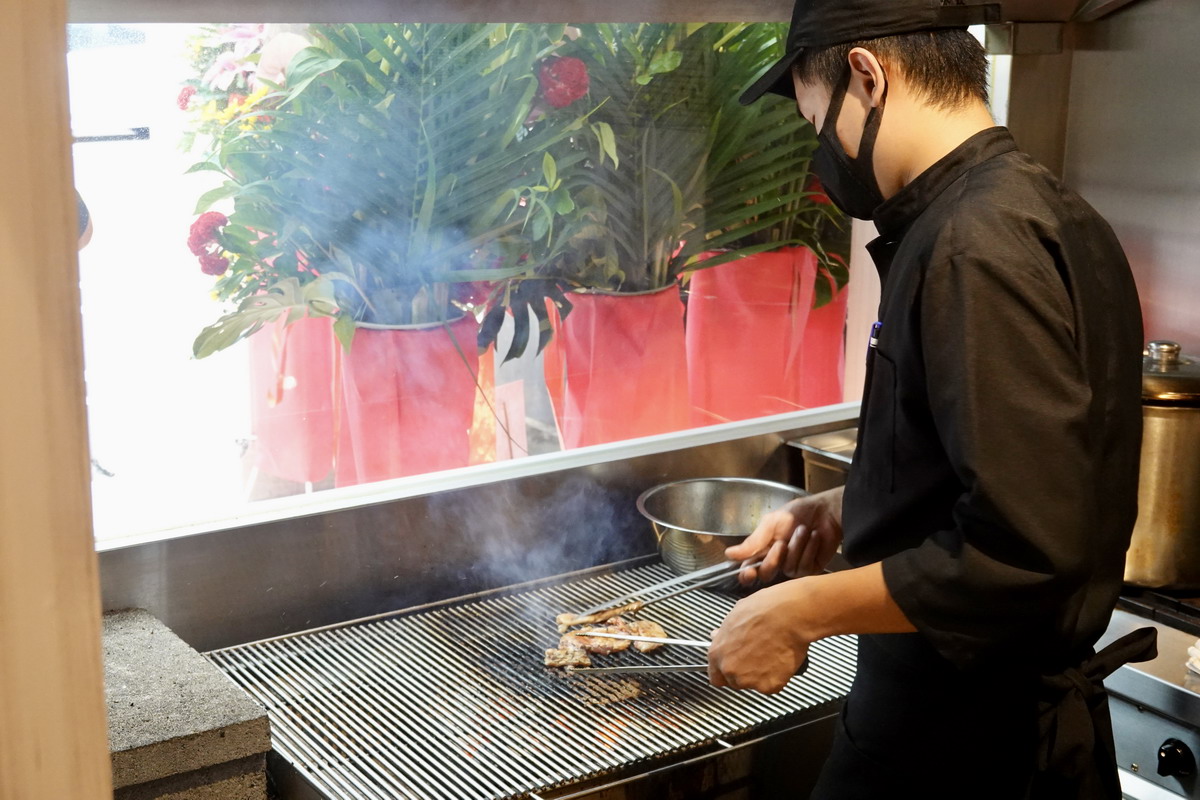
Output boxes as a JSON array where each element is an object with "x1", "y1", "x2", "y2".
[{"x1": 707, "y1": 1, "x2": 1156, "y2": 797}]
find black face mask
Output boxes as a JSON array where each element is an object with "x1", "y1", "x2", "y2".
[{"x1": 811, "y1": 66, "x2": 888, "y2": 221}]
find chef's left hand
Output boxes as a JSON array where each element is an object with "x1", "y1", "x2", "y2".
[{"x1": 708, "y1": 579, "x2": 813, "y2": 694}]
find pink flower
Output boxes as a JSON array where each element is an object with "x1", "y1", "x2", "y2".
[
  {"x1": 202, "y1": 51, "x2": 253, "y2": 92},
  {"x1": 202, "y1": 24, "x2": 266, "y2": 59},
  {"x1": 199, "y1": 253, "x2": 229, "y2": 276},
  {"x1": 538, "y1": 57, "x2": 589, "y2": 109},
  {"x1": 177, "y1": 85, "x2": 197, "y2": 111}
]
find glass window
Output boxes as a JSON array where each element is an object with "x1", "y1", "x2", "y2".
[{"x1": 70, "y1": 21, "x2": 854, "y2": 543}]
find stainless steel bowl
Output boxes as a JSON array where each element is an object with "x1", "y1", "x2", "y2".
[{"x1": 636, "y1": 478, "x2": 808, "y2": 576}]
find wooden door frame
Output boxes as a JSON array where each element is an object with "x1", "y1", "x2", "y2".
[{"x1": 0, "y1": 0, "x2": 113, "y2": 797}]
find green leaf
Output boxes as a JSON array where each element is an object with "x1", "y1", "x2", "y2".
[
  {"x1": 542, "y1": 152, "x2": 557, "y2": 190},
  {"x1": 505, "y1": 299, "x2": 530, "y2": 363},
  {"x1": 529, "y1": 208, "x2": 550, "y2": 242},
  {"x1": 283, "y1": 49, "x2": 352, "y2": 103},
  {"x1": 550, "y1": 186, "x2": 575, "y2": 215},
  {"x1": 813, "y1": 273, "x2": 833, "y2": 307},
  {"x1": 194, "y1": 183, "x2": 237, "y2": 215},
  {"x1": 332, "y1": 313, "x2": 357, "y2": 352},
  {"x1": 477, "y1": 305, "x2": 506, "y2": 354},
  {"x1": 594, "y1": 121, "x2": 619, "y2": 169},
  {"x1": 647, "y1": 49, "x2": 683, "y2": 76},
  {"x1": 185, "y1": 161, "x2": 228, "y2": 176},
  {"x1": 530, "y1": 294, "x2": 554, "y2": 355}
]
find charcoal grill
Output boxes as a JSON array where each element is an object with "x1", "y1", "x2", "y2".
[{"x1": 207, "y1": 559, "x2": 856, "y2": 800}]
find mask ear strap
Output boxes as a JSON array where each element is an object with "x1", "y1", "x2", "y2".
[
  {"x1": 823, "y1": 66, "x2": 853, "y2": 126},
  {"x1": 855, "y1": 69, "x2": 888, "y2": 167}
]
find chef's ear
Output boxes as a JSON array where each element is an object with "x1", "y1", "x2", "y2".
[{"x1": 846, "y1": 47, "x2": 887, "y2": 108}]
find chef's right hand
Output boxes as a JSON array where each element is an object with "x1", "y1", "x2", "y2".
[{"x1": 726, "y1": 486, "x2": 844, "y2": 585}]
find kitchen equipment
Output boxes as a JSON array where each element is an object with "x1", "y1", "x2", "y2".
[
  {"x1": 1101, "y1": 602, "x2": 1200, "y2": 799},
  {"x1": 567, "y1": 663, "x2": 713, "y2": 675},
  {"x1": 575, "y1": 632, "x2": 712, "y2": 648},
  {"x1": 1124, "y1": 341, "x2": 1200, "y2": 588},
  {"x1": 563, "y1": 557, "x2": 764, "y2": 626},
  {"x1": 787, "y1": 427, "x2": 857, "y2": 494},
  {"x1": 636, "y1": 478, "x2": 807, "y2": 576},
  {"x1": 208, "y1": 558, "x2": 855, "y2": 800}
]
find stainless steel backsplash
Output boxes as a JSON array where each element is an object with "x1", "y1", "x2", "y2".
[{"x1": 1062, "y1": 0, "x2": 1200, "y2": 353}]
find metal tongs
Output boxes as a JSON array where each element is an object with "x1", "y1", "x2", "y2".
[
  {"x1": 567, "y1": 640, "x2": 812, "y2": 678},
  {"x1": 559, "y1": 558, "x2": 761, "y2": 631},
  {"x1": 564, "y1": 633, "x2": 711, "y2": 675}
]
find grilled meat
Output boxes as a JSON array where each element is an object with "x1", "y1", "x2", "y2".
[
  {"x1": 560, "y1": 625, "x2": 632, "y2": 656},
  {"x1": 544, "y1": 647, "x2": 592, "y2": 668},
  {"x1": 555, "y1": 601, "x2": 646, "y2": 633},
  {"x1": 626, "y1": 620, "x2": 668, "y2": 652}
]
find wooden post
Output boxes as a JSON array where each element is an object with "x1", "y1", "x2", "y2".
[{"x1": 0, "y1": 0, "x2": 114, "y2": 797}]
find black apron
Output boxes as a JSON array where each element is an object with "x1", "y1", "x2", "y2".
[{"x1": 808, "y1": 627, "x2": 1157, "y2": 800}]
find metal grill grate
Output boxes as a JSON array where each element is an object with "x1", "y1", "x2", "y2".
[{"x1": 208, "y1": 562, "x2": 857, "y2": 800}]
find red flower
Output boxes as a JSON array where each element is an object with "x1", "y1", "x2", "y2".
[
  {"x1": 806, "y1": 177, "x2": 832, "y2": 206},
  {"x1": 177, "y1": 85, "x2": 197, "y2": 111},
  {"x1": 199, "y1": 253, "x2": 229, "y2": 276},
  {"x1": 188, "y1": 212, "x2": 228, "y2": 255},
  {"x1": 537, "y1": 57, "x2": 589, "y2": 109},
  {"x1": 189, "y1": 213, "x2": 230, "y2": 275}
]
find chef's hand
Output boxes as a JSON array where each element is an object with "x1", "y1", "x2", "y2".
[
  {"x1": 708, "y1": 579, "x2": 813, "y2": 694},
  {"x1": 726, "y1": 486, "x2": 844, "y2": 585}
]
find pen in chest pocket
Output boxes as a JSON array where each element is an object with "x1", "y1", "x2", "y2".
[{"x1": 867, "y1": 320, "x2": 882, "y2": 360}]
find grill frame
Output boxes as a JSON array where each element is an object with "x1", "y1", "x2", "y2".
[{"x1": 208, "y1": 557, "x2": 856, "y2": 800}]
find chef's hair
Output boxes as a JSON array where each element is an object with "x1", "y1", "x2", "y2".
[{"x1": 793, "y1": 29, "x2": 988, "y2": 110}]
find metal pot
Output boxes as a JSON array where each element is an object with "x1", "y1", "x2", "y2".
[
  {"x1": 636, "y1": 477, "x2": 808, "y2": 576},
  {"x1": 1124, "y1": 341, "x2": 1200, "y2": 588}
]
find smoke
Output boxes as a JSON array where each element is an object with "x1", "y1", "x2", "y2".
[{"x1": 425, "y1": 470, "x2": 654, "y2": 590}]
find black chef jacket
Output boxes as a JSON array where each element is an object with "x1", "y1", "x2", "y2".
[{"x1": 816, "y1": 128, "x2": 1147, "y2": 799}]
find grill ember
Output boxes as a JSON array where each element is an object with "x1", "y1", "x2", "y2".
[{"x1": 207, "y1": 562, "x2": 856, "y2": 800}]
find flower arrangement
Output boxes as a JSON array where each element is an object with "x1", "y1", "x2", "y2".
[
  {"x1": 185, "y1": 23, "x2": 607, "y2": 358},
  {"x1": 473, "y1": 22, "x2": 848, "y2": 360},
  {"x1": 177, "y1": 24, "x2": 268, "y2": 153}
]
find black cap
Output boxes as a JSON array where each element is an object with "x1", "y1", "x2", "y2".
[{"x1": 740, "y1": 0, "x2": 1001, "y2": 105}]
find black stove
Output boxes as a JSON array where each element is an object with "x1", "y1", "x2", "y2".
[
  {"x1": 1105, "y1": 589, "x2": 1200, "y2": 799},
  {"x1": 1119, "y1": 588, "x2": 1200, "y2": 640}
]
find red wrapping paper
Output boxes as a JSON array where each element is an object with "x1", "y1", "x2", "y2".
[
  {"x1": 247, "y1": 315, "x2": 336, "y2": 483},
  {"x1": 797, "y1": 271, "x2": 849, "y2": 408},
  {"x1": 544, "y1": 286, "x2": 689, "y2": 448},
  {"x1": 686, "y1": 247, "x2": 844, "y2": 425},
  {"x1": 335, "y1": 314, "x2": 481, "y2": 486}
]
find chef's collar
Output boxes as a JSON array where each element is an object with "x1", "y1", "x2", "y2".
[
  {"x1": 740, "y1": 0, "x2": 1001, "y2": 105},
  {"x1": 871, "y1": 126, "x2": 1019, "y2": 240}
]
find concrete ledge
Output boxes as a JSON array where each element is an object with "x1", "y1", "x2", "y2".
[
  {"x1": 114, "y1": 754, "x2": 268, "y2": 800},
  {"x1": 103, "y1": 609, "x2": 271, "y2": 791}
]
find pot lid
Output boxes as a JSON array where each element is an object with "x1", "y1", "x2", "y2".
[{"x1": 1142, "y1": 341, "x2": 1200, "y2": 402}]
